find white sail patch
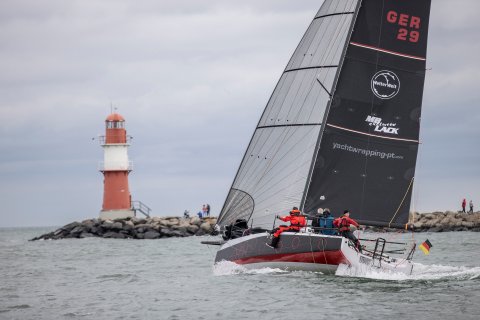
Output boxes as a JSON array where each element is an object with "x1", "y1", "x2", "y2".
[
  {"x1": 365, "y1": 115, "x2": 399, "y2": 135},
  {"x1": 370, "y1": 70, "x2": 401, "y2": 99}
]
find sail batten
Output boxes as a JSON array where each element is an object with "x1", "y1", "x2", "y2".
[
  {"x1": 284, "y1": 65, "x2": 338, "y2": 73},
  {"x1": 314, "y1": 12, "x2": 355, "y2": 21}
]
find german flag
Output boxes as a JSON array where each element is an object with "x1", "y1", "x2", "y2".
[{"x1": 419, "y1": 239, "x2": 433, "y2": 255}]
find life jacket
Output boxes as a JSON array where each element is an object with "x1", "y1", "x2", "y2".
[
  {"x1": 281, "y1": 210, "x2": 306, "y2": 229},
  {"x1": 338, "y1": 217, "x2": 350, "y2": 232}
]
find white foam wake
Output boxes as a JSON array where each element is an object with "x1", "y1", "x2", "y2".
[
  {"x1": 213, "y1": 260, "x2": 287, "y2": 276},
  {"x1": 335, "y1": 262, "x2": 480, "y2": 281}
]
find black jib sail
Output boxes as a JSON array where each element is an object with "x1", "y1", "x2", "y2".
[
  {"x1": 217, "y1": 0, "x2": 431, "y2": 230},
  {"x1": 303, "y1": 0, "x2": 431, "y2": 228}
]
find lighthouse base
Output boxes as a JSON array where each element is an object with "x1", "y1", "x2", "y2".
[{"x1": 99, "y1": 209, "x2": 135, "y2": 220}]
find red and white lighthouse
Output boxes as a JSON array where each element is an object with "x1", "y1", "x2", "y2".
[{"x1": 99, "y1": 113, "x2": 135, "y2": 220}]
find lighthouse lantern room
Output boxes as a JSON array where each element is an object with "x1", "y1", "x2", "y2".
[{"x1": 99, "y1": 113, "x2": 135, "y2": 220}]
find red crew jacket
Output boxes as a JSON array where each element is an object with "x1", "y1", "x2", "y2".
[
  {"x1": 333, "y1": 216, "x2": 359, "y2": 232},
  {"x1": 279, "y1": 213, "x2": 306, "y2": 229}
]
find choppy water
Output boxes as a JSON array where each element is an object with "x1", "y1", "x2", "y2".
[{"x1": 1, "y1": 227, "x2": 479, "y2": 320}]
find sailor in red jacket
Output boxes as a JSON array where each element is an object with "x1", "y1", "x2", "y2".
[
  {"x1": 267, "y1": 207, "x2": 306, "y2": 248},
  {"x1": 333, "y1": 210, "x2": 361, "y2": 251}
]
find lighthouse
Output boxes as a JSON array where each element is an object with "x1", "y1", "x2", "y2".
[{"x1": 99, "y1": 113, "x2": 135, "y2": 220}]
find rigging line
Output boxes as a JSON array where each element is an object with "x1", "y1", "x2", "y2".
[
  {"x1": 308, "y1": 235, "x2": 316, "y2": 264},
  {"x1": 411, "y1": 132, "x2": 426, "y2": 225},
  {"x1": 388, "y1": 178, "x2": 415, "y2": 228},
  {"x1": 313, "y1": 12, "x2": 355, "y2": 21},
  {"x1": 321, "y1": 237, "x2": 328, "y2": 266},
  {"x1": 316, "y1": 78, "x2": 332, "y2": 97},
  {"x1": 326, "y1": 124, "x2": 420, "y2": 143}
]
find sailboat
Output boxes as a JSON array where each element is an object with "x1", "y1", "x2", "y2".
[{"x1": 208, "y1": 0, "x2": 431, "y2": 274}]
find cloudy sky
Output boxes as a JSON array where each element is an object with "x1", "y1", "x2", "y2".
[{"x1": 1, "y1": 0, "x2": 479, "y2": 227}]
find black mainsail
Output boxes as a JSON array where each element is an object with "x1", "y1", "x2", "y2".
[{"x1": 218, "y1": 0, "x2": 431, "y2": 230}]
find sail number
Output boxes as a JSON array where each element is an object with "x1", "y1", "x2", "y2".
[{"x1": 386, "y1": 10, "x2": 420, "y2": 43}]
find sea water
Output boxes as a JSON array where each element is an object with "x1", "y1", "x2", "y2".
[{"x1": 0, "y1": 227, "x2": 479, "y2": 320}]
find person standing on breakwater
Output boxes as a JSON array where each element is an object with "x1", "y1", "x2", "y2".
[
  {"x1": 469, "y1": 200, "x2": 474, "y2": 214},
  {"x1": 206, "y1": 204, "x2": 211, "y2": 217},
  {"x1": 462, "y1": 198, "x2": 467, "y2": 213}
]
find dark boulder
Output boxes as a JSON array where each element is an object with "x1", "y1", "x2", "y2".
[
  {"x1": 144, "y1": 231, "x2": 160, "y2": 239},
  {"x1": 103, "y1": 232, "x2": 125, "y2": 239}
]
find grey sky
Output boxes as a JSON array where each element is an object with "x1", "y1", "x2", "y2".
[{"x1": 0, "y1": 0, "x2": 479, "y2": 227}]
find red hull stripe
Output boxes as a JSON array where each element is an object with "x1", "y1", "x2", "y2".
[
  {"x1": 350, "y1": 42, "x2": 427, "y2": 61},
  {"x1": 327, "y1": 123, "x2": 420, "y2": 143},
  {"x1": 233, "y1": 250, "x2": 348, "y2": 265}
]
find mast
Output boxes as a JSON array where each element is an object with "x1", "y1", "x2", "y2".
[{"x1": 300, "y1": 0, "x2": 363, "y2": 211}]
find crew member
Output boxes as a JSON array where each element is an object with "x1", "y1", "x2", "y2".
[
  {"x1": 267, "y1": 207, "x2": 306, "y2": 248},
  {"x1": 333, "y1": 210, "x2": 361, "y2": 250},
  {"x1": 311, "y1": 208, "x2": 324, "y2": 229},
  {"x1": 320, "y1": 208, "x2": 336, "y2": 235}
]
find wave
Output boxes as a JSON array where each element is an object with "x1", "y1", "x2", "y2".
[
  {"x1": 213, "y1": 260, "x2": 287, "y2": 276},
  {"x1": 213, "y1": 260, "x2": 480, "y2": 281},
  {"x1": 335, "y1": 262, "x2": 480, "y2": 281}
]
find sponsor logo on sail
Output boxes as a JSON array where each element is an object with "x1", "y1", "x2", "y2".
[
  {"x1": 332, "y1": 142, "x2": 404, "y2": 160},
  {"x1": 371, "y1": 70, "x2": 400, "y2": 99},
  {"x1": 365, "y1": 115, "x2": 399, "y2": 135}
]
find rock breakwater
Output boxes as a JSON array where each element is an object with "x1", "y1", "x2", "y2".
[
  {"x1": 412, "y1": 211, "x2": 480, "y2": 232},
  {"x1": 30, "y1": 216, "x2": 218, "y2": 241},
  {"x1": 30, "y1": 211, "x2": 480, "y2": 241}
]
